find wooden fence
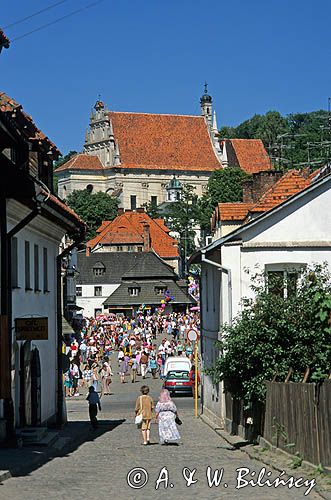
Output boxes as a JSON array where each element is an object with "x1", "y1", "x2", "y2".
[{"x1": 264, "y1": 381, "x2": 331, "y2": 467}]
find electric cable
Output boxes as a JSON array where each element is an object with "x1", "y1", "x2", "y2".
[
  {"x1": 4, "y1": 0, "x2": 70, "y2": 30},
  {"x1": 11, "y1": 0, "x2": 105, "y2": 42}
]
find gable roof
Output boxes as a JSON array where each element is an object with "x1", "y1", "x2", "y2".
[
  {"x1": 249, "y1": 170, "x2": 310, "y2": 213},
  {"x1": 191, "y1": 173, "x2": 331, "y2": 263},
  {"x1": 222, "y1": 139, "x2": 272, "y2": 173},
  {"x1": 77, "y1": 250, "x2": 176, "y2": 285},
  {"x1": 217, "y1": 202, "x2": 255, "y2": 221},
  {"x1": 103, "y1": 279, "x2": 194, "y2": 307},
  {"x1": 0, "y1": 92, "x2": 60, "y2": 155},
  {"x1": 54, "y1": 153, "x2": 103, "y2": 172},
  {"x1": 87, "y1": 211, "x2": 179, "y2": 259},
  {"x1": 108, "y1": 111, "x2": 221, "y2": 171}
]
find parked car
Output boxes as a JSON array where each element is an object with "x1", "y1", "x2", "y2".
[
  {"x1": 163, "y1": 370, "x2": 193, "y2": 396},
  {"x1": 164, "y1": 356, "x2": 191, "y2": 377}
]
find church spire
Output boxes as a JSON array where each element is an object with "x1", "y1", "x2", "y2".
[{"x1": 200, "y1": 82, "x2": 212, "y2": 126}]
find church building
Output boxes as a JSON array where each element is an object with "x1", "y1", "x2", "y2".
[{"x1": 55, "y1": 87, "x2": 272, "y2": 209}]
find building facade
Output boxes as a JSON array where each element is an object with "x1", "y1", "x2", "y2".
[
  {"x1": 190, "y1": 172, "x2": 331, "y2": 428},
  {"x1": 55, "y1": 89, "x2": 272, "y2": 209}
]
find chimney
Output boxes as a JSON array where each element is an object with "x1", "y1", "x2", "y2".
[
  {"x1": 86, "y1": 246, "x2": 91, "y2": 257},
  {"x1": 118, "y1": 208, "x2": 124, "y2": 215},
  {"x1": 243, "y1": 170, "x2": 283, "y2": 203},
  {"x1": 137, "y1": 208, "x2": 145, "y2": 213},
  {"x1": 143, "y1": 223, "x2": 151, "y2": 252}
]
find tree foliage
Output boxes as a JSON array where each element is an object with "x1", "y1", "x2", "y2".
[
  {"x1": 66, "y1": 189, "x2": 119, "y2": 240},
  {"x1": 198, "y1": 167, "x2": 250, "y2": 230},
  {"x1": 207, "y1": 264, "x2": 331, "y2": 404},
  {"x1": 220, "y1": 109, "x2": 331, "y2": 168},
  {"x1": 165, "y1": 184, "x2": 200, "y2": 271}
]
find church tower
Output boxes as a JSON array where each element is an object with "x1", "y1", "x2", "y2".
[
  {"x1": 200, "y1": 83, "x2": 213, "y2": 128},
  {"x1": 84, "y1": 99, "x2": 119, "y2": 167}
]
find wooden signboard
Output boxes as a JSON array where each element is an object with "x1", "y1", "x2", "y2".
[{"x1": 15, "y1": 317, "x2": 48, "y2": 341}]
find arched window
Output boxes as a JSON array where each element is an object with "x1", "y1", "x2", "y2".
[{"x1": 93, "y1": 262, "x2": 106, "y2": 277}]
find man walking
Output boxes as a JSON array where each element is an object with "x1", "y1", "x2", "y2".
[{"x1": 86, "y1": 386, "x2": 101, "y2": 430}]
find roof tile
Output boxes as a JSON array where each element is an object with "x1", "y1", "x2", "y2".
[{"x1": 54, "y1": 153, "x2": 103, "y2": 172}]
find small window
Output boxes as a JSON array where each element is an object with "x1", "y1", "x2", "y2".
[
  {"x1": 11, "y1": 237, "x2": 18, "y2": 288},
  {"x1": 151, "y1": 196, "x2": 157, "y2": 206},
  {"x1": 43, "y1": 247, "x2": 48, "y2": 292},
  {"x1": 130, "y1": 195, "x2": 137, "y2": 210},
  {"x1": 267, "y1": 267, "x2": 300, "y2": 299},
  {"x1": 137, "y1": 247, "x2": 143, "y2": 252},
  {"x1": 93, "y1": 268, "x2": 105, "y2": 276},
  {"x1": 34, "y1": 244, "x2": 40, "y2": 291},
  {"x1": 76, "y1": 286, "x2": 82, "y2": 297},
  {"x1": 127, "y1": 245, "x2": 134, "y2": 252},
  {"x1": 25, "y1": 241, "x2": 31, "y2": 290},
  {"x1": 155, "y1": 286, "x2": 166, "y2": 296},
  {"x1": 94, "y1": 308, "x2": 102, "y2": 317},
  {"x1": 129, "y1": 287, "x2": 139, "y2": 296},
  {"x1": 94, "y1": 286, "x2": 102, "y2": 297},
  {"x1": 116, "y1": 246, "x2": 123, "y2": 251}
]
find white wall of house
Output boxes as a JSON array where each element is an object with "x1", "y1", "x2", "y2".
[
  {"x1": 199, "y1": 177, "x2": 331, "y2": 427},
  {"x1": 76, "y1": 283, "x2": 120, "y2": 317},
  {"x1": 7, "y1": 200, "x2": 65, "y2": 426}
]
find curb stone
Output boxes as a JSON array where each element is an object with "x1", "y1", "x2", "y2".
[{"x1": 199, "y1": 413, "x2": 330, "y2": 500}]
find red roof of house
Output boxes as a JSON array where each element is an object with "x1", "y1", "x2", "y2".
[
  {"x1": 55, "y1": 153, "x2": 103, "y2": 172},
  {"x1": 87, "y1": 211, "x2": 179, "y2": 259},
  {"x1": 109, "y1": 112, "x2": 221, "y2": 171},
  {"x1": 249, "y1": 170, "x2": 310, "y2": 213},
  {"x1": 217, "y1": 202, "x2": 255, "y2": 221},
  {"x1": 0, "y1": 92, "x2": 60, "y2": 155},
  {"x1": 223, "y1": 139, "x2": 272, "y2": 173}
]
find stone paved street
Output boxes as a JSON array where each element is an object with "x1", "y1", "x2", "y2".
[{"x1": 0, "y1": 372, "x2": 322, "y2": 500}]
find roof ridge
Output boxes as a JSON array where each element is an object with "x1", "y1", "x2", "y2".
[{"x1": 109, "y1": 111, "x2": 204, "y2": 119}]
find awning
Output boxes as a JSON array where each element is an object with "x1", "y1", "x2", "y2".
[{"x1": 62, "y1": 316, "x2": 75, "y2": 336}]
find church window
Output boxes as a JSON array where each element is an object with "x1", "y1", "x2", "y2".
[
  {"x1": 130, "y1": 195, "x2": 137, "y2": 210},
  {"x1": 86, "y1": 184, "x2": 93, "y2": 193}
]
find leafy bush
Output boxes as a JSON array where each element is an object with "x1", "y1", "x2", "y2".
[{"x1": 207, "y1": 264, "x2": 331, "y2": 403}]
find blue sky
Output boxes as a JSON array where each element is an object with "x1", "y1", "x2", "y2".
[{"x1": 1, "y1": 0, "x2": 331, "y2": 154}]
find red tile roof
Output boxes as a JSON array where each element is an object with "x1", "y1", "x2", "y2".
[
  {"x1": 109, "y1": 112, "x2": 221, "y2": 171},
  {"x1": 87, "y1": 211, "x2": 179, "y2": 258},
  {"x1": 0, "y1": 92, "x2": 60, "y2": 155},
  {"x1": 223, "y1": 139, "x2": 272, "y2": 173},
  {"x1": 249, "y1": 170, "x2": 310, "y2": 213},
  {"x1": 217, "y1": 202, "x2": 255, "y2": 221},
  {"x1": 54, "y1": 153, "x2": 103, "y2": 172},
  {"x1": 42, "y1": 191, "x2": 86, "y2": 228}
]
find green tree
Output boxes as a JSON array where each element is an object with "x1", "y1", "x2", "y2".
[
  {"x1": 141, "y1": 200, "x2": 160, "y2": 219},
  {"x1": 66, "y1": 189, "x2": 119, "y2": 240},
  {"x1": 198, "y1": 167, "x2": 250, "y2": 230},
  {"x1": 165, "y1": 184, "x2": 199, "y2": 274},
  {"x1": 207, "y1": 264, "x2": 331, "y2": 404}
]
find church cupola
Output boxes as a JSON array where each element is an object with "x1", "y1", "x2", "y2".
[
  {"x1": 166, "y1": 176, "x2": 183, "y2": 202},
  {"x1": 200, "y1": 82, "x2": 213, "y2": 126}
]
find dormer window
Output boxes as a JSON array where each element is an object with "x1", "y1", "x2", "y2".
[
  {"x1": 93, "y1": 262, "x2": 106, "y2": 277},
  {"x1": 128, "y1": 286, "x2": 140, "y2": 296},
  {"x1": 155, "y1": 286, "x2": 166, "y2": 296}
]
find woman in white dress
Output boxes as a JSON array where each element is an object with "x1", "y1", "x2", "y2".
[{"x1": 155, "y1": 389, "x2": 181, "y2": 445}]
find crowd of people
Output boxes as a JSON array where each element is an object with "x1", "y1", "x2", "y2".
[{"x1": 64, "y1": 311, "x2": 200, "y2": 398}]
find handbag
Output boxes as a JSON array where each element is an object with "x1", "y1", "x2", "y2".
[
  {"x1": 135, "y1": 396, "x2": 143, "y2": 425},
  {"x1": 175, "y1": 416, "x2": 182, "y2": 425}
]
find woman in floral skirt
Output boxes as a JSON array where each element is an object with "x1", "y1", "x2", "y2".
[{"x1": 155, "y1": 389, "x2": 181, "y2": 445}]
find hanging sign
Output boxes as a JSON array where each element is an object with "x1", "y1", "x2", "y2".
[{"x1": 15, "y1": 317, "x2": 48, "y2": 340}]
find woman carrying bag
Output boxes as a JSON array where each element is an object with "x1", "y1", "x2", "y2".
[{"x1": 135, "y1": 385, "x2": 154, "y2": 445}]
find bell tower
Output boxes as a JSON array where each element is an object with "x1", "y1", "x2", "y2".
[
  {"x1": 200, "y1": 82, "x2": 213, "y2": 127},
  {"x1": 84, "y1": 98, "x2": 117, "y2": 167}
]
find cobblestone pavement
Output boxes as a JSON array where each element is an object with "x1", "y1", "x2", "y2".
[{"x1": 0, "y1": 371, "x2": 321, "y2": 500}]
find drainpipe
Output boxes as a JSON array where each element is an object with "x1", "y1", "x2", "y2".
[
  {"x1": 1, "y1": 201, "x2": 41, "y2": 443},
  {"x1": 201, "y1": 250, "x2": 232, "y2": 327},
  {"x1": 56, "y1": 235, "x2": 85, "y2": 426}
]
